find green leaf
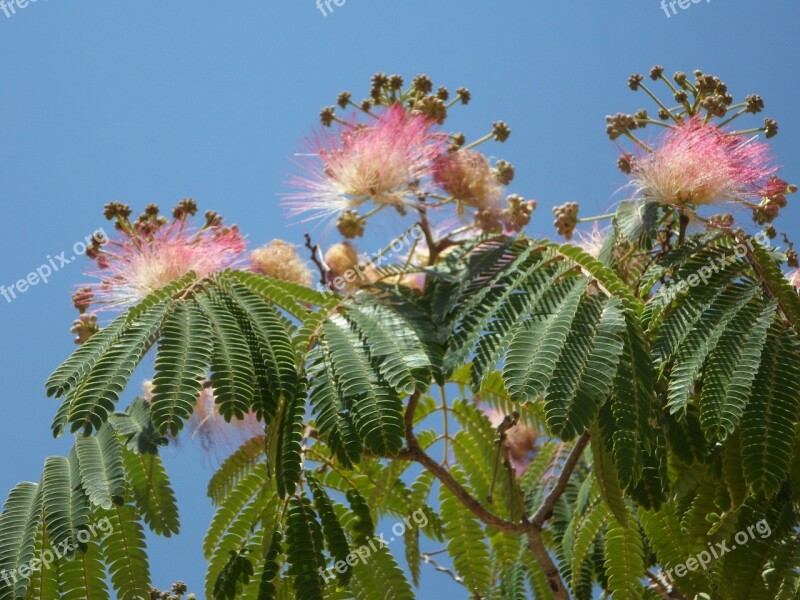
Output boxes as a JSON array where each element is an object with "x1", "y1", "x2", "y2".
[
  {"x1": 74, "y1": 424, "x2": 126, "y2": 510},
  {"x1": 61, "y1": 301, "x2": 171, "y2": 436},
  {"x1": 322, "y1": 316, "x2": 404, "y2": 456},
  {"x1": 0, "y1": 482, "x2": 41, "y2": 600},
  {"x1": 96, "y1": 502, "x2": 151, "y2": 600},
  {"x1": 285, "y1": 497, "x2": 327, "y2": 600},
  {"x1": 222, "y1": 278, "x2": 299, "y2": 421},
  {"x1": 603, "y1": 520, "x2": 645, "y2": 600},
  {"x1": 504, "y1": 278, "x2": 587, "y2": 404},
  {"x1": 150, "y1": 301, "x2": 213, "y2": 436},
  {"x1": 207, "y1": 436, "x2": 266, "y2": 507},
  {"x1": 121, "y1": 447, "x2": 179, "y2": 537},
  {"x1": 306, "y1": 474, "x2": 351, "y2": 585},
  {"x1": 439, "y1": 466, "x2": 492, "y2": 596},
  {"x1": 700, "y1": 300, "x2": 776, "y2": 443},
  {"x1": 741, "y1": 324, "x2": 800, "y2": 497},
  {"x1": 196, "y1": 290, "x2": 256, "y2": 421}
]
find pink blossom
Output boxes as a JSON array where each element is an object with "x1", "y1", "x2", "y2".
[
  {"x1": 631, "y1": 119, "x2": 782, "y2": 208},
  {"x1": 188, "y1": 387, "x2": 263, "y2": 455},
  {"x1": 480, "y1": 405, "x2": 539, "y2": 477},
  {"x1": 284, "y1": 105, "x2": 447, "y2": 223},
  {"x1": 86, "y1": 220, "x2": 246, "y2": 310},
  {"x1": 787, "y1": 268, "x2": 800, "y2": 291}
]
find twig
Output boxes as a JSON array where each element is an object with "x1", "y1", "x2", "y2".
[{"x1": 304, "y1": 233, "x2": 327, "y2": 287}]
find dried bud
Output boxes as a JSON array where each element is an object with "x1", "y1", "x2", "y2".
[
  {"x1": 658, "y1": 108, "x2": 671, "y2": 121},
  {"x1": 503, "y1": 194, "x2": 536, "y2": 232},
  {"x1": 450, "y1": 133, "x2": 466, "y2": 149},
  {"x1": 103, "y1": 201, "x2": 132, "y2": 221},
  {"x1": 492, "y1": 121, "x2": 511, "y2": 142},
  {"x1": 495, "y1": 160, "x2": 515, "y2": 185},
  {"x1": 764, "y1": 118, "x2": 778, "y2": 138},
  {"x1": 172, "y1": 198, "x2": 198, "y2": 220},
  {"x1": 456, "y1": 87, "x2": 471, "y2": 105},
  {"x1": 336, "y1": 210, "x2": 366, "y2": 238},
  {"x1": 436, "y1": 86, "x2": 450, "y2": 101},
  {"x1": 787, "y1": 249, "x2": 799, "y2": 268},
  {"x1": 674, "y1": 71, "x2": 688, "y2": 87},
  {"x1": 412, "y1": 74, "x2": 433, "y2": 94},
  {"x1": 553, "y1": 202, "x2": 580, "y2": 240},
  {"x1": 418, "y1": 96, "x2": 447, "y2": 125},
  {"x1": 649, "y1": 65, "x2": 664, "y2": 80},
  {"x1": 205, "y1": 210, "x2": 222, "y2": 227},
  {"x1": 674, "y1": 90, "x2": 689, "y2": 104},
  {"x1": 320, "y1": 106, "x2": 336, "y2": 127},
  {"x1": 337, "y1": 91, "x2": 352, "y2": 109},
  {"x1": 172, "y1": 582, "x2": 188, "y2": 595},
  {"x1": 617, "y1": 154, "x2": 634, "y2": 174},
  {"x1": 388, "y1": 74, "x2": 404, "y2": 91},
  {"x1": 628, "y1": 73, "x2": 644, "y2": 91}
]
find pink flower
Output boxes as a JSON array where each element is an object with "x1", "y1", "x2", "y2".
[
  {"x1": 574, "y1": 224, "x2": 610, "y2": 259},
  {"x1": 630, "y1": 118, "x2": 782, "y2": 208},
  {"x1": 87, "y1": 220, "x2": 246, "y2": 310},
  {"x1": 188, "y1": 387, "x2": 263, "y2": 455},
  {"x1": 787, "y1": 268, "x2": 800, "y2": 291},
  {"x1": 285, "y1": 105, "x2": 447, "y2": 223},
  {"x1": 481, "y1": 405, "x2": 539, "y2": 477}
]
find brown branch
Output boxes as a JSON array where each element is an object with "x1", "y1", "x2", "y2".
[
  {"x1": 403, "y1": 391, "x2": 578, "y2": 599},
  {"x1": 531, "y1": 432, "x2": 591, "y2": 529},
  {"x1": 304, "y1": 233, "x2": 328, "y2": 288},
  {"x1": 404, "y1": 392, "x2": 527, "y2": 535}
]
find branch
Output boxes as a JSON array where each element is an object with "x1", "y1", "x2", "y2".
[
  {"x1": 531, "y1": 432, "x2": 591, "y2": 529},
  {"x1": 403, "y1": 391, "x2": 581, "y2": 599},
  {"x1": 304, "y1": 233, "x2": 328, "y2": 288},
  {"x1": 403, "y1": 392, "x2": 527, "y2": 535}
]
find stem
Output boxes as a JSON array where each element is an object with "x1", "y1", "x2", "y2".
[
  {"x1": 531, "y1": 433, "x2": 590, "y2": 528},
  {"x1": 577, "y1": 213, "x2": 616, "y2": 224},
  {"x1": 638, "y1": 83, "x2": 680, "y2": 123},
  {"x1": 716, "y1": 107, "x2": 748, "y2": 129},
  {"x1": 440, "y1": 384, "x2": 449, "y2": 465},
  {"x1": 461, "y1": 132, "x2": 495, "y2": 151},
  {"x1": 623, "y1": 130, "x2": 654, "y2": 153},
  {"x1": 728, "y1": 127, "x2": 766, "y2": 137}
]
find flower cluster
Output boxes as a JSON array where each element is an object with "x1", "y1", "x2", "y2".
[
  {"x1": 611, "y1": 67, "x2": 794, "y2": 225},
  {"x1": 284, "y1": 72, "x2": 536, "y2": 245},
  {"x1": 83, "y1": 200, "x2": 246, "y2": 311}
]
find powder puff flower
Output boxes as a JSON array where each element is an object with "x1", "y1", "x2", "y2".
[
  {"x1": 433, "y1": 149, "x2": 503, "y2": 211},
  {"x1": 285, "y1": 104, "x2": 447, "y2": 223},
  {"x1": 787, "y1": 268, "x2": 800, "y2": 291},
  {"x1": 481, "y1": 405, "x2": 539, "y2": 477},
  {"x1": 630, "y1": 118, "x2": 782, "y2": 208},
  {"x1": 188, "y1": 387, "x2": 263, "y2": 455},
  {"x1": 574, "y1": 225, "x2": 610, "y2": 259},
  {"x1": 87, "y1": 218, "x2": 246, "y2": 311},
  {"x1": 250, "y1": 239, "x2": 313, "y2": 287}
]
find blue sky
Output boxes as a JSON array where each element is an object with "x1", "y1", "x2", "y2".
[{"x1": 1, "y1": 0, "x2": 799, "y2": 597}]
